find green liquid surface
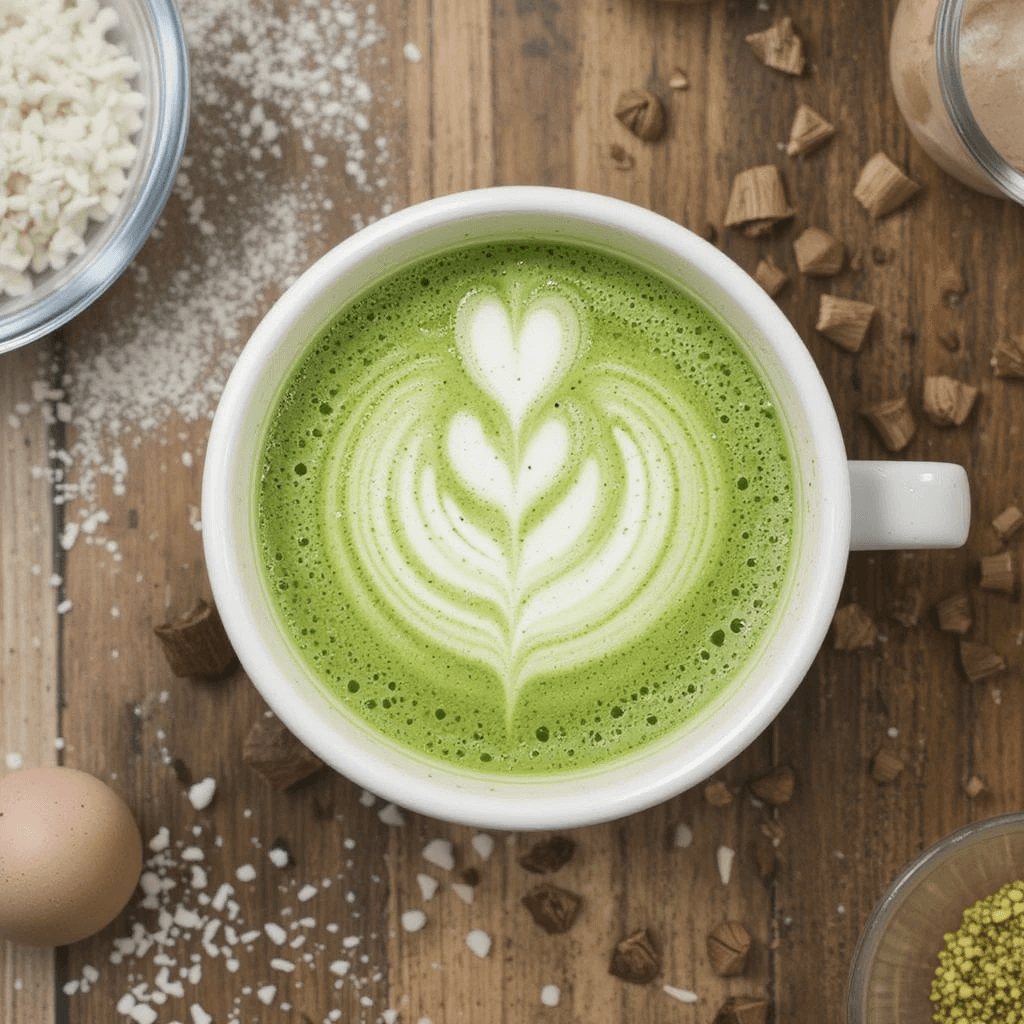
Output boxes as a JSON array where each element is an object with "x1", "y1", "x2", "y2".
[{"x1": 256, "y1": 239, "x2": 796, "y2": 774}]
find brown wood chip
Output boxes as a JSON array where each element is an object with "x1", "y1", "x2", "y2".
[
  {"x1": 862, "y1": 396, "x2": 916, "y2": 452},
  {"x1": 748, "y1": 764, "x2": 795, "y2": 805},
  {"x1": 993, "y1": 505, "x2": 1024, "y2": 541},
  {"x1": 992, "y1": 337, "x2": 1024, "y2": 378},
  {"x1": 816, "y1": 294, "x2": 876, "y2": 352},
  {"x1": 853, "y1": 152, "x2": 921, "y2": 217},
  {"x1": 517, "y1": 836, "x2": 576, "y2": 874},
  {"x1": 724, "y1": 165, "x2": 794, "y2": 237},
  {"x1": 243, "y1": 715, "x2": 324, "y2": 790},
  {"x1": 786, "y1": 103, "x2": 835, "y2": 156},
  {"x1": 889, "y1": 590, "x2": 922, "y2": 628},
  {"x1": 871, "y1": 749, "x2": 904, "y2": 783},
  {"x1": 609, "y1": 928, "x2": 661, "y2": 985},
  {"x1": 154, "y1": 598, "x2": 237, "y2": 679},
  {"x1": 753, "y1": 256, "x2": 789, "y2": 298},
  {"x1": 750, "y1": 830, "x2": 778, "y2": 886},
  {"x1": 936, "y1": 593, "x2": 972, "y2": 635},
  {"x1": 615, "y1": 88, "x2": 666, "y2": 142},
  {"x1": 521, "y1": 883, "x2": 584, "y2": 934},
  {"x1": 964, "y1": 775, "x2": 986, "y2": 799},
  {"x1": 793, "y1": 227, "x2": 844, "y2": 276},
  {"x1": 980, "y1": 550, "x2": 1016, "y2": 594},
  {"x1": 959, "y1": 640, "x2": 1006, "y2": 683},
  {"x1": 922, "y1": 375, "x2": 979, "y2": 426},
  {"x1": 833, "y1": 603, "x2": 877, "y2": 650},
  {"x1": 745, "y1": 17, "x2": 805, "y2": 75},
  {"x1": 704, "y1": 780, "x2": 734, "y2": 807},
  {"x1": 609, "y1": 142, "x2": 635, "y2": 171},
  {"x1": 706, "y1": 920, "x2": 752, "y2": 976},
  {"x1": 714, "y1": 996, "x2": 770, "y2": 1024}
]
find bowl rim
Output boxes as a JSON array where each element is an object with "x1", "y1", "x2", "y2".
[
  {"x1": 0, "y1": 0, "x2": 190, "y2": 356},
  {"x1": 848, "y1": 810, "x2": 1024, "y2": 1023}
]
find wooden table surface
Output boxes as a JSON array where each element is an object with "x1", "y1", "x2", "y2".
[{"x1": 3, "y1": 0, "x2": 1024, "y2": 1021}]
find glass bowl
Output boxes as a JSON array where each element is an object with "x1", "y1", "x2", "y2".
[
  {"x1": 0, "y1": 0, "x2": 189, "y2": 355},
  {"x1": 848, "y1": 812, "x2": 1024, "y2": 1024}
]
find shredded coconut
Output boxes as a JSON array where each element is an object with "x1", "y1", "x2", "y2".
[
  {"x1": 377, "y1": 803, "x2": 405, "y2": 827},
  {"x1": 422, "y1": 838, "x2": 455, "y2": 871},
  {"x1": 187, "y1": 777, "x2": 217, "y2": 810},
  {"x1": 470, "y1": 833, "x2": 494, "y2": 860},
  {"x1": 716, "y1": 844, "x2": 735, "y2": 886},
  {"x1": 416, "y1": 874, "x2": 439, "y2": 901},
  {"x1": 400, "y1": 910, "x2": 427, "y2": 933},
  {"x1": 465, "y1": 929, "x2": 492, "y2": 959},
  {"x1": 663, "y1": 984, "x2": 699, "y2": 1004},
  {"x1": 540, "y1": 984, "x2": 561, "y2": 1007}
]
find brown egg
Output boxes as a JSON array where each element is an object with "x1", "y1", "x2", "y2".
[{"x1": 0, "y1": 767, "x2": 143, "y2": 947}]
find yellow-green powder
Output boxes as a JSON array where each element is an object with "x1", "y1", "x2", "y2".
[{"x1": 931, "y1": 881, "x2": 1024, "y2": 1023}]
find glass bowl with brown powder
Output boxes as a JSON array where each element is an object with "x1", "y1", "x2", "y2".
[
  {"x1": 0, "y1": 0, "x2": 189, "y2": 354},
  {"x1": 849, "y1": 812, "x2": 1024, "y2": 1024}
]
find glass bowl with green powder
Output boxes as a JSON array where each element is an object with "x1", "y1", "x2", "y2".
[{"x1": 849, "y1": 813, "x2": 1024, "y2": 1024}]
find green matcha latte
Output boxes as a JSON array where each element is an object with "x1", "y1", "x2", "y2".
[{"x1": 256, "y1": 240, "x2": 796, "y2": 774}]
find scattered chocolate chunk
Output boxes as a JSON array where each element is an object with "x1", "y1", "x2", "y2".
[
  {"x1": 460, "y1": 867, "x2": 481, "y2": 887},
  {"x1": 979, "y1": 551, "x2": 1016, "y2": 594},
  {"x1": 862, "y1": 396, "x2": 916, "y2": 452},
  {"x1": 243, "y1": 715, "x2": 325, "y2": 790},
  {"x1": 668, "y1": 67, "x2": 690, "y2": 90},
  {"x1": 517, "y1": 836, "x2": 576, "y2": 874},
  {"x1": 154, "y1": 599, "x2": 236, "y2": 679},
  {"x1": 615, "y1": 88, "x2": 666, "y2": 142},
  {"x1": 992, "y1": 337, "x2": 1024, "y2": 378},
  {"x1": 745, "y1": 17, "x2": 805, "y2": 75},
  {"x1": 832, "y1": 603, "x2": 877, "y2": 651},
  {"x1": 609, "y1": 142, "x2": 635, "y2": 171},
  {"x1": 707, "y1": 920, "x2": 752, "y2": 976},
  {"x1": 704, "y1": 780, "x2": 734, "y2": 807},
  {"x1": 724, "y1": 165, "x2": 794, "y2": 237},
  {"x1": 871, "y1": 749, "x2": 905, "y2": 783},
  {"x1": 714, "y1": 996, "x2": 770, "y2": 1024},
  {"x1": 993, "y1": 505, "x2": 1024, "y2": 541},
  {"x1": 521, "y1": 883, "x2": 584, "y2": 935},
  {"x1": 609, "y1": 928, "x2": 661, "y2": 985},
  {"x1": 889, "y1": 590, "x2": 922, "y2": 628},
  {"x1": 786, "y1": 103, "x2": 835, "y2": 157},
  {"x1": 793, "y1": 227, "x2": 844, "y2": 277},
  {"x1": 936, "y1": 593, "x2": 972, "y2": 635},
  {"x1": 816, "y1": 294, "x2": 876, "y2": 352},
  {"x1": 754, "y1": 256, "x2": 789, "y2": 298},
  {"x1": 922, "y1": 375, "x2": 979, "y2": 426},
  {"x1": 964, "y1": 775, "x2": 986, "y2": 799},
  {"x1": 171, "y1": 756, "x2": 192, "y2": 787},
  {"x1": 853, "y1": 153, "x2": 921, "y2": 218},
  {"x1": 959, "y1": 640, "x2": 1006, "y2": 684},
  {"x1": 748, "y1": 765, "x2": 795, "y2": 805}
]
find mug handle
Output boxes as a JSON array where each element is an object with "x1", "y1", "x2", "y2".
[{"x1": 849, "y1": 461, "x2": 971, "y2": 551}]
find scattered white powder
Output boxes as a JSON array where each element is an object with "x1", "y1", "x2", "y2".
[
  {"x1": 470, "y1": 833, "x2": 494, "y2": 860},
  {"x1": 235, "y1": 864, "x2": 257, "y2": 883},
  {"x1": 189, "y1": 1005, "x2": 212, "y2": 1024},
  {"x1": 887, "y1": 725, "x2": 899, "y2": 738},
  {"x1": 422, "y1": 838, "x2": 455, "y2": 871},
  {"x1": 270, "y1": 958, "x2": 295, "y2": 973},
  {"x1": 377, "y1": 803, "x2": 405, "y2": 827},
  {"x1": 403, "y1": 41, "x2": 423, "y2": 63},
  {"x1": 264, "y1": 922, "x2": 287, "y2": 945},
  {"x1": 256, "y1": 985, "x2": 277, "y2": 1006},
  {"x1": 465, "y1": 929, "x2": 492, "y2": 959},
  {"x1": 663, "y1": 984, "x2": 699, "y2": 1004},
  {"x1": 416, "y1": 874, "x2": 439, "y2": 901},
  {"x1": 187, "y1": 777, "x2": 217, "y2": 810},
  {"x1": 4, "y1": 751, "x2": 23, "y2": 770},
  {"x1": 358, "y1": 789, "x2": 377, "y2": 807},
  {"x1": 540, "y1": 984, "x2": 561, "y2": 1007},
  {"x1": 56, "y1": 598, "x2": 73, "y2": 615},
  {"x1": 297, "y1": 883, "x2": 318, "y2": 902},
  {"x1": 268, "y1": 846, "x2": 289, "y2": 868},
  {"x1": 716, "y1": 844, "x2": 735, "y2": 886},
  {"x1": 674, "y1": 823, "x2": 694, "y2": 848},
  {"x1": 401, "y1": 910, "x2": 427, "y2": 933}
]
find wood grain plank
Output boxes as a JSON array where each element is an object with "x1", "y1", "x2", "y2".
[{"x1": 1, "y1": 344, "x2": 59, "y2": 1024}]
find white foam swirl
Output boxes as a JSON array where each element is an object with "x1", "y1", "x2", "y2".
[{"x1": 324, "y1": 289, "x2": 722, "y2": 711}]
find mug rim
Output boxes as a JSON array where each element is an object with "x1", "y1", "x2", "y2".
[{"x1": 202, "y1": 186, "x2": 850, "y2": 828}]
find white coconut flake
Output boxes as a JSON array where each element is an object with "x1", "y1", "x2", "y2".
[
  {"x1": 416, "y1": 873, "x2": 439, "y2": 901},
  {"x1": 187, "y1": 777, "x2": 216, "y2": 811},
  {"x1": 422, "y1": 838, "x2": 455, "y2": 871},
  {"x1": 377, "y1": 803, "x2": 405, "y2": 827},
  {"x1": 4, "y1": 751, "x2": 23, "y2": 770},
  {"x1": 264, "y1": 922, "x2": 287, "y2": 946},
  {"x1": 470, "y1": 833, "x2": 495, "y2": 860},
  {"x1": 268, "y1": 846, "x2": 289, "y2": 868},
  {"x1": 663, "y1": 984, "x2": 699, "y2": 1004},
  {"x1": 235, "y1": 864, "x2": 256, "y2": 883},
  {"x1": 403, "y1": 41, "x2": 423, "y2": 62},
  {"x1": 465, "y1": 929, "x2": 492, "y2": 959},
  {"x1": 359, "y1": 789, "x2": 377, "y2": 807},
  {"x1": 297, "y1": 884, "x2": 318, "y2": 902},
  {"x1": 674, "y1": 823, "x2": 694, "y2": 848},
  {"x1": 401, "y1": 909, "x2": 427, "y2": 933},
  {"x1": 256, "y1": 985, "x2": 277, "y2": 1006},
  {"x1": 716, "y1": 844, "x2": 735, "y2": 886},
  {"x1": 451, "y1": 883, "x2": 474, "y2": 905}
]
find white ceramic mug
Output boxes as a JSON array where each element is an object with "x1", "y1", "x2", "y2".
[{"x1": 202, "y1": 187, "x2": 969, "y2": 829}]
